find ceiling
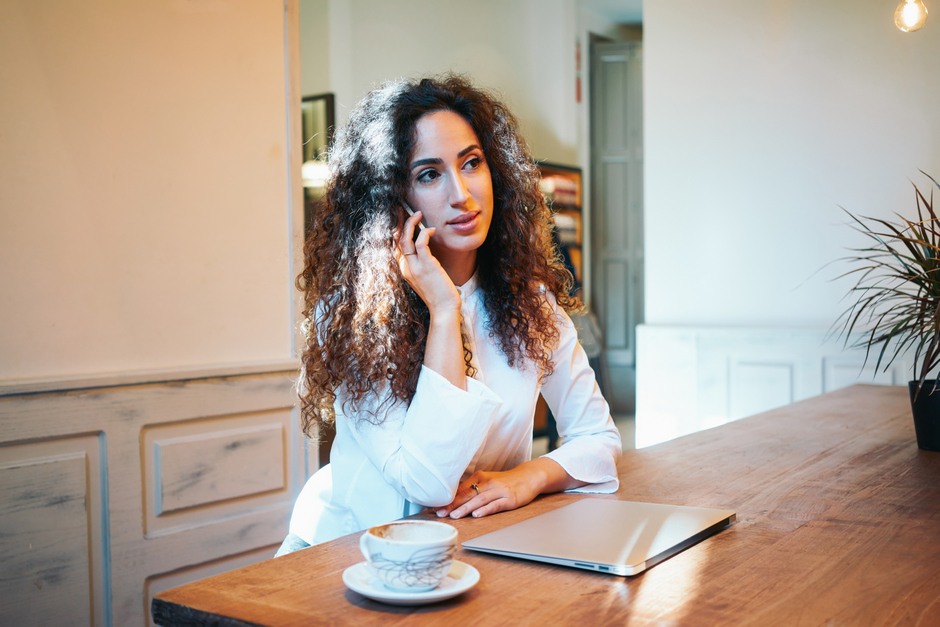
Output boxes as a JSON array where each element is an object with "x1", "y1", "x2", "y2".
[{"x1": 579, "y1": 0, "x2": 643, "y2": 24}]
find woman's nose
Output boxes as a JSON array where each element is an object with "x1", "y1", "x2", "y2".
[{"x1": 448, "y1": 172, "x2": 472, "y2": 207}]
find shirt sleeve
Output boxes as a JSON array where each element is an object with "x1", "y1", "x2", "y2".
[
  {"x1": 540, "y1": 303, "x2": 622, "y2": 493},
  {"x1": 338, "y1": 366, "x2": 503, "y2": 508}
]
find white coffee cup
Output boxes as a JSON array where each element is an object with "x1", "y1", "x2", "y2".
[{"x1": 359, "y1": 520, "x2": 458, "y2": 592}]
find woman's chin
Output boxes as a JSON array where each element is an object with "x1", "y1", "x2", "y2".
[{"x1": 430, "y1": 234, "x2": 487, "y2": 257}]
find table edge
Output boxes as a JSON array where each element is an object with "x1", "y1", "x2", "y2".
[{"x1": 152, "y1": 597, "x2": 267, "y2": 627}]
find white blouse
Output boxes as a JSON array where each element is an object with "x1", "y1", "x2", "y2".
[{"x1": 289, "y1": 274, "x2": 622, "y2": 545}]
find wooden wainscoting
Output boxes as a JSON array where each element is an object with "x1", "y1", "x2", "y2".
[
  {"x1": 0, "y1": 368, "x2": 315, "y2": 626},
  {"x1": 635, "y1": 325, "x2": 911, "y2": 448}
]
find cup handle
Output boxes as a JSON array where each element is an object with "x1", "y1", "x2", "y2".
[{"x1": 359, "y1": 532, "x2": 371, "y2": 563}]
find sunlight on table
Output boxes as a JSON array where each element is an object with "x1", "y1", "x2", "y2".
[{"x1": 630, "y1": 538, "x2": 708, "y2": 622}]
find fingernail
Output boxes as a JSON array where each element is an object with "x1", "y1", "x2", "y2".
[
  {"x1": 436, "y1": 509, "x2": 446, "y2": 517},
  {"x1": 450, "y1": 510, "x2": 460, "y2": 519}
]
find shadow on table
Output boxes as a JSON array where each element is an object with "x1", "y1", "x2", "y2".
[{"x1": 343, "y1": 588, "x2": 477, "y2": 614}]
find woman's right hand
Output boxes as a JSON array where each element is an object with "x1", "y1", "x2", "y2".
[
  {"x1": 398, "y1": 209, "x2": 467, "y2": 391},
  {"x1": 397, "y1": 210, "x2": 461, "y2": 316},
  {"x1": 398, "y1": 209, "x2": 467, "y2": 390}
]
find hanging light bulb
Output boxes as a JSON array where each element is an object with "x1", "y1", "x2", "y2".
[{"x1": 895, "y1": 0, "x2": 928, "y2": 32}]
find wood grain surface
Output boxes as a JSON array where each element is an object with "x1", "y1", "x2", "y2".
[{"x1": 153, "y1": 385, "x2": 940, "y2": 626}]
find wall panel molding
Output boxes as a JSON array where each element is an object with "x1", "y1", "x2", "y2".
[
  {"x1": 143, "y1": 411, "x2": 293, "y2": 536},
  {"x1": 636, "y1": 325, "x2": 912, "y2": 448},
  {"x1": 153, "y1": 421, "x2": 286, "y2": 515},
  {"x1": 0, "y1": 434, "x2": 109, "y2": 626},
  {"x1": 0, "y1": 370, "x2": 306, "y2": 626},
  {"x1": 0, "y1": 359, "x2": 299, "y2": 398}
]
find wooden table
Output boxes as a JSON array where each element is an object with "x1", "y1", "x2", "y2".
[{"x1": 153, "y1": 385, "x2": 940, "y2": 626}]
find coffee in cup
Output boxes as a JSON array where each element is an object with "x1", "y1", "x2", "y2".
[{"x1": 359, "y1": 520, "x2": 458, "y2": 591}]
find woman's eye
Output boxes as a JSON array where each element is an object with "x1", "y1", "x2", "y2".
[
  {"x1": 464, "y1": 156, "x2": 482, "y2": 170},
  {"x1": 416, "y1": 169, "x2": 440, "y2": 183}
]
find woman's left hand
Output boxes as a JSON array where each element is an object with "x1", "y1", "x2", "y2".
[{"x1": 436, "y1": 458, "x2": 588, "y2": 519}]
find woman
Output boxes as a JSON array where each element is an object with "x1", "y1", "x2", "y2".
[{"x1": 280, "y1": 76, "x2": 620, "y2": 554}]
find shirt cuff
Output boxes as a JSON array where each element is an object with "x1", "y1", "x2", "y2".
[
  {"x1": 542, "y1": 444, "x2": 620, "y2": 494},
  {"x1": 394, "y1": 366, "x2": 503, "y2": 505},
  {"x1": 417, "y1": 364, "x2": 501, "y2": 401},
  {"x1": 566, "y1": 478, "x2": 619, "y2": 494}
]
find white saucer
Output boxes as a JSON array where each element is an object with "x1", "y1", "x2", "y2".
[{"x1": 343, "y1": 560, "x2": 480, "y2": 606}]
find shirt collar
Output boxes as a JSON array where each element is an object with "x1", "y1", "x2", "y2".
[{"x1": 456, "y1": 270, "x2": 480, "y2": 300}]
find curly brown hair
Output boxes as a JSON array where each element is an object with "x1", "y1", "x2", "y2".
[{"x1": 296, "y1": 75, "x2": 581, "y2": 437}]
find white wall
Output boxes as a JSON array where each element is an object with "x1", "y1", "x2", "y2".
[
  {"x1": 638, "y1": 0, "x2": 940, "y2": 446},
  {"x1": 0, "y1": 1, "x2": 295, "y2": 384},
  {"x1": 299, "y1": 0, "x2": 330, "y2": 95},
  {"x1": 322, "y1": 0, "x2": 583, "y2": 164},
  {"x1": 644, "y1": 0, "x2": 940, "y2": 328}
]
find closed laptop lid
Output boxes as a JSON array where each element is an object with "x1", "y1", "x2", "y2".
[{"x1": 462, "y1": 498, "x2": 735, "y2": 576}]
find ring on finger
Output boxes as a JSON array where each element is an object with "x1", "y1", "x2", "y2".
[
  {"x1": 403, "y1": 251, "x2": 417, "y2": 256},
  {"x1": 471, "y1": 483, "x2": 480, "y2": 496}
]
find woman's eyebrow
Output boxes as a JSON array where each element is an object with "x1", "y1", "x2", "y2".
[
  {"x1": 410, "y1": 145, "x2": 483, "y2": 170},
  {"x1": 410, "y1": 157, "x2": 443, "y2": 169},
  {"x1": 457, "y1": 144, "x2": 482, "y2": 158}
]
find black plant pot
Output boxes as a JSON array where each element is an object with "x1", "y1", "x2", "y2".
[{"x1": 908, "y1": 380, "x2": 940, "y2": 452}]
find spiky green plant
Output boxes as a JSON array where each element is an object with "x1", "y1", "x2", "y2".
[{"x1": 835, "y1": 173, "x2": 940, "y2": 398}]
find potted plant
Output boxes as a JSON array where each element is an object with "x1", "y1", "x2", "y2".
[{"x1": 835, "y1": 172, "x2": 940, "y2": 451}]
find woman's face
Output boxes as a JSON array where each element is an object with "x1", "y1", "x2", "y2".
[{"x1": 405, "y1": 110, "x2": 494, "y2": 269}]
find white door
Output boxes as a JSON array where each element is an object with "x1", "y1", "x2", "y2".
[{"x1": 591, "y1": 41, "x2": 644, "y2": 388}]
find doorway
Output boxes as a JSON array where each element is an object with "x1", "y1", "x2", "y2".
[{"x1": 590, "y1": 39, "x2": 644, "y2": 414}]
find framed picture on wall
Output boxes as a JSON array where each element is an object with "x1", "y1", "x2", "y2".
[
  {"x1": 300, "y1": 93, "x2": 335, "y2": 235},
  {"x1": 300, "y1": 93, "x2": 335, "y2": 467},
  {"x1": 538, "y1": 162, "x2": 583, "y2": 297}
]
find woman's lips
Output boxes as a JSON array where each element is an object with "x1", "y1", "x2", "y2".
[{"x1": 447, "y1": 212, "x2": 480, "y2": 232}]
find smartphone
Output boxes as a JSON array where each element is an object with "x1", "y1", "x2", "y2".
[{"x1": 402, "y1": 201, "x2": 427, "y2": 242}]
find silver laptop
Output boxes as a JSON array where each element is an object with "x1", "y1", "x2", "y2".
[{"x1": 461, "y1": 498, "x2": 735, "y2": 576}]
